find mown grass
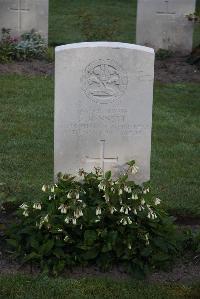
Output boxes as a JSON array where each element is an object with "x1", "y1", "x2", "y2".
[
  {"x1": 152, "y1": 83, "x2": 200, "y2": 216},
  {"x1": 0, "y1": 76, "x2": 199, "y2": 216},
  {"x1": 49, "y1": 0, "x2": 200, "y2": 48},
  {"x1": 49, "y1": 0, "x2": 137, "y2": 46},
  {"x1": 0, "y1": 274, "x2": 199, "y2": 299},
  {"x1": 0, "y1": 75, "x2": 53, "y2": 200}
]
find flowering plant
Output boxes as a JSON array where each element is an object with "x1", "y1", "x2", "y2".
[
  {"x1": 0, "y1": 28, "x2": 48, "y2": 62},
  {"x1": 186, "y1": 13, "x2": 200, "y2": 22},
  {"x1": 6, "y1": 161, "x2": 180, "y2": 276},
  {"x1": 0, "y1": 28, "x2": 19, "y2": 62},
  {"x1": 15, "y1": 30, "x2": 47, "y2": 60}
]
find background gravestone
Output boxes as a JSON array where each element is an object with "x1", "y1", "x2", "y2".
[
  {"x1": 54, "y1": 42, "x2": 155, "y2": 183},
  {"x1": 136, "y1": 0, "x2": 196, "y2": 53},
  {"x1": 0, "y1": 0, "x2": 48, "y2": 40}
]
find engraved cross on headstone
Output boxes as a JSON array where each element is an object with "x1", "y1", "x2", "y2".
[
  {"x1": 9, "y1": 0, "x2": 30, "y2": 33},
  {"x1": 85, "y1": 140, "x2": 118, "y2": 173},
  {"x1": 156, "y1": 0, "x2": 176, "y2": 15}
]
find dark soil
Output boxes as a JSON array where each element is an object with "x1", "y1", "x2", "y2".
[
  {"x1": 0, "y1": 55, "x2": 199, "y2": 83},
  {"x1": 0, "y1": 60, "x2": 54, "y2": 76},
  {"x1": 149, "y1": 256, "x2": 200, "y2": 284},
  {"x1": 175, "y1": 216, "x2": 200, "y2": 226},
  {"x1": 155, "y1": 56, "x2": 200, "y2": 83},
  {"x1": 0, "y1": 251, "x2": 200, "y2": 284}
]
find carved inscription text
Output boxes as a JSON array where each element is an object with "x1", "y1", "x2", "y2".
[{"x1": 156, "y1": 0, "x2": 176, "y2": 15}]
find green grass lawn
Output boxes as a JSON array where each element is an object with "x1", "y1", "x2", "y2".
[
  {"x1": 152, "y1": 83, "x2": 200, "y2": 216},
  {"x1": 0, "y1": 76, "x2": 199, "y2": 217},
  {"x1": 0, "y1": 76, "x2": 54, "y2": 201},
  {"x1": 49, "y1": 0, "x2": 137, "y2": 45},
  {"x1": 0, "y1": 274, "x2": 199, "y2": 299},
  {"x1": 49, "y1": 0, "x2": 200, "y2": 48}
]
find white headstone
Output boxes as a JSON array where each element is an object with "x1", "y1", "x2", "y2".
[
  {"x1": 55, "y1": 42, "x2": 155, "y2": 184},
  {"x1": 136, "y1": 0, "x2": 196, "y2": 53},
  {"x1": 0, "y1": 0, "x2": 48, "y2": 40}
]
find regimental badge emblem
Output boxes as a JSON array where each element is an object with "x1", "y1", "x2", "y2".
[{"x1": 81, "y1": 59, "x2": 128, "y2": 104}]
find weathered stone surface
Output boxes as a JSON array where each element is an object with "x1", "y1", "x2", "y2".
[
  {"x1": 0, "y1": 0, "x2": 48, "y2": 40},
  {"x1": 55, "y1": 42, "x2": 154, "y2": 183},
  {"x1": 136, "y1": 0, "x2": 196, "y2": 53}
]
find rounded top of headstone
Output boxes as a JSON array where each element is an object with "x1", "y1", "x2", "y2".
[{"x1": 55, "y1": 42, "x2": 155, "y2": 54}]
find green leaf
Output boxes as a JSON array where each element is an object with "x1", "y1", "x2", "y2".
[
  {"x1": 127, "y1": 160, "x2": 135, "y2": 166},
  {"x1": 30, "y1": 238, "x2": 39, "y2": 250},
  {"x1": 121, "y1": 174, "x2": 128, "y2": 182},
  {"x1": 53, "y1": 260, "x2": 66, "y2": 273},
  {"x1": 40, "y1": 239, "x2": 54, "y2": 255},
  {"x1": 82, "y1": 248, "x2": 99, "y2": 260},
  {"x1": 153, "y1": 237, "x2": 169, "y2": 252},
  {"x1": 84, "y1": 230, "x2": 97, "y2": 246},
  {"x1": 6, "y1": 239, "x2": 18, "y2": 248},
  {"x1": 141, "y1": 247, "x2": 152, "y2": 257},
  {"x1": 24, "y1": 252, "x2": 41, "y2": 262},
  {"x1": 102, "y1": 242, "x2": 112, "y2": 252},
  {"x1": 107, "y1": 231, "x2": 118, "y2": 245},
  {"x1": 105, "y1": 170, "x2": 111, "y2": 180},
  {"x1": 153, "y1": 253, "x2": 169, "y2": 262},
  {"x1": 53, "y1": 248, "x2": 65, "y2": 258}
]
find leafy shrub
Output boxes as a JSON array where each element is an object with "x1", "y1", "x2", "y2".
[
  {"x1": 15, "y1": 30, "x2": 47, "y2": 60},
  {"x1": 0, "y1": 28, "x2": 19, "y2": 62},
  {"x1": 186, "y1": 13, "x2": 200, "y2": 22},
  {"x1": 6, "y1": 161, "x2": 181, "y2": 277},
  {"x1": 0, "y1": 29, "x2": 48, "y2": 62}
]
